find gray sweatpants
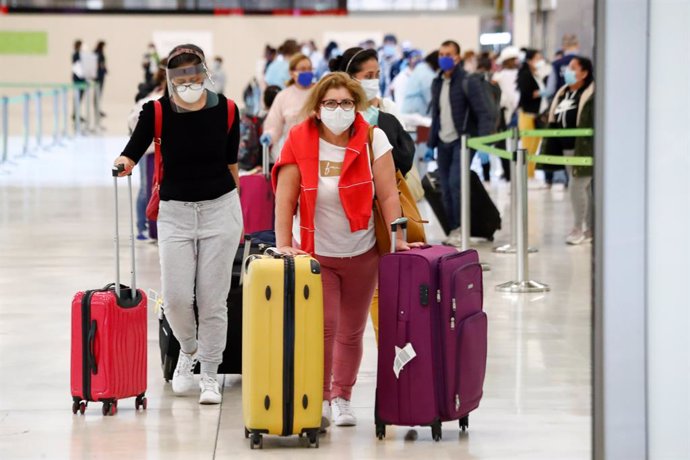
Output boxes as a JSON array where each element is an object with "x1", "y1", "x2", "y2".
[
  {"x1": 570, "y1": 175, "x2": 593, "y2": 231},
  {"x1": 158, "y1": 190, "x2": 243, "y2": 375}
]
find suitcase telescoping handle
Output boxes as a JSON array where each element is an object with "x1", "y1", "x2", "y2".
[
  {"x1": 262, "y1": 143, "x2": 270, "y2": 179},
  {"x1": 390, "y1": 217, "x2": 408, "y2": 254},
  {"x1": 239, "y1": 234, "x2": 252, "y2": 286},
  {"x1": 111, "y1": 165, "x2": 137, "y2": 299}
]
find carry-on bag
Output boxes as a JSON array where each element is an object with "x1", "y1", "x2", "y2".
[
  {"x1": 239, "y1": 144, "x2": 274, "y2": 234},
  {"x1": 375, "y1": 218, "x2": 487, "y2": 440},
  {"x1": 158, "y1": 233, "x2": 273, "y2": 379},
  {"x1": 469, "y1": 170, "x2": 501, "y2": 241},
  {"x1": 242, "y1": 250, "x2": 323, "y2": 449},
  {"x1": 70, "y1": 166, "x2": 148, "y2": 416}
]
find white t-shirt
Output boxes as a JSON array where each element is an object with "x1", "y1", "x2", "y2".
[{"x1": 292, "y1": 127, "x2": 393, "y2": 257}]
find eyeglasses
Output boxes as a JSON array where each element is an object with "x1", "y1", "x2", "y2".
[
  {"x1": 174, "y1": 82, "x2": 203, "y2": 92},
  {"x1": 321, "y1": 99, "x2": 355, "y2": 111}
]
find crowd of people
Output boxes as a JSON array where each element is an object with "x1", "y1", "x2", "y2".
[{"x1": 110, "y1": 33, "x2": 595, "y2": 424}]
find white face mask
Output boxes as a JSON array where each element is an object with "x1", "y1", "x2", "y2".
[
  {"x1": 359, "y1": 78, "x2": 380, "y2": 101},
  {"x1": 535, "y1": 59, "x2": 546, "y2": 70},
  {"x1": 176, "y1": 85, "x2": 205, "y2": 104},
  {"x1": 320, "y1": 107, "x2": 355, "y2": 135}
]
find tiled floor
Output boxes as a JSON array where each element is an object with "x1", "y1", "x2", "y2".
[{"x1": 0, "y1": 136, "x2": 591, "y2": 459}]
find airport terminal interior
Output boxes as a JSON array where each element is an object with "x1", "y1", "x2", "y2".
[{"x1": 0, "y1": 1, "x2": 688, "y2": 460}]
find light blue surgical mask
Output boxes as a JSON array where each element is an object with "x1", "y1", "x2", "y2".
[
  {"x1": 564, "y1": 68, "x2": 578, "y2": 85},
  {"x1": 363, "y1": 106, "x2": 380, "y2": 126}
]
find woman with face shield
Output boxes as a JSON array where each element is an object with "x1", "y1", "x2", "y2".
[
  {"x1": 260, "y1": 53, "x2": 315, "y2": 164},
  {"x1": 272, "y1": 72, "x2": 422, "y2": 431},
  {"x1": 113, "y1": 44, "x2": 243, "y2": 406}
]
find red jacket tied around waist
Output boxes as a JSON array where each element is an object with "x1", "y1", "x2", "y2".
[{"x1": 271, "y1": 113, "x2": 374, "y2": 255}]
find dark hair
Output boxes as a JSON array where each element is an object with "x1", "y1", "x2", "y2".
[
  {"x1": 477, "y1": 53, "x2": 492, "y2": 72},
  {"x1": 279, "y1": 39, "x2": 299, "y2": 57},
  {"x1": 329, "y1": 47, "x2": 378, "y2": 76},
  {"x1": 441, "y1": 40, "x2": 461, "y2": 56},
  {"x1": 323, "y1": 41, "x2": 338, "y2": 60},
  {"x1": 74, "y1": 40, "x2": 82, "y2": 51},
  {"x1": 571, "y1": 56, "x2": 594, "y2": 87},
  {"x1": 263, "y1": 85, "x2": 281, "y2": 109},
  {"x1": 520, "y1": 48, "x2": 541, "y2": 74},
  {"x1": 425, "y1": 50, "x2": 440, "y2": 71},
  {"x1": 94, "y1": 41, "x2": 105, "y2": 53},
  {"x1": 168, "y1": 43, "x2": 204, "y2": 69}
]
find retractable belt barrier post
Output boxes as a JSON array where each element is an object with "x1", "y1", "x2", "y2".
[
  {"x1": 22, "y1": 92, "x2": 31, "y2": 157},
  {"x1": 496, "y1": 147, "x2": 550, "y2": 293},
  {"x1": 459, "y1": 134, "x2": 490, "y2": 271},
  {"x1": 62, "y1": 86, "x2": 69, "y2": 140},
  {"x1": 73, "y1": 85, "x2": 82, "y2": 136},
  {"x1": 1, "y1": 96, "x2": 8, "y2": 170},
  {"x1": 52, "y1": 88, "x2": 61, "y2": 146},
  {"x1": 35, "y1": 90, "x2": 43, "y2": 151}
]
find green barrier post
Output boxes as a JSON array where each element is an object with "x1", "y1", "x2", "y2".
[
  {"x1": 22, "y1": 93, "x2": 31, "y2": 157},
  {"x1": 74, "y1": 85, "x2": 82, "y2": 136},
  {"x1": 61, "y1": 86, "x2": 69, "y2": 140},
  {"x1": 496, "y1": 148, "x2": 550, "y2": 294},
  {"x1": 52, "y1": 88, "x2": 60, "y2": 146}
]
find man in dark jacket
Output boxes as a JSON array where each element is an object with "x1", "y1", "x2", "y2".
[{"x1": 428, "y1": 40, "x2": 493, "y2": 246}]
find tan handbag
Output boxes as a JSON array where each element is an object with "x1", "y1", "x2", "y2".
[{"x1": 369, "y1": 128, "x2": 427, "y2": 254}]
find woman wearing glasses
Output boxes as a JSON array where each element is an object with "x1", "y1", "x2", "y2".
[
  {"x1": 272, "y1": 72, "x2": 418, "y2": 430},
  {"x1": 113, "y1": 44, "x2": 243, "y2": 405}
]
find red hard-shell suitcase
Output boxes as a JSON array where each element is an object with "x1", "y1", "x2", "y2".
[
  {"x1": 70, "y1": 167, "x2": 148, "y2": 416},
  {"x1": 375, "y1": 218, "x2": 487, "y2": 440},
  {"x1": 240, "y1": 144, "x2": 274, "y2": 234}
]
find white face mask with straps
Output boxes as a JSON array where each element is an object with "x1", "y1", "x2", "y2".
[
  {"x1": 320, "y1": 107, "x2": 355, "y2": 135},
  {"x1": 358, "y1": 78, "x2": 380, "y2": 101}
]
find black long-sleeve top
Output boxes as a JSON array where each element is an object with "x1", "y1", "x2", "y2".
[
  {"x1": 517, "y1": 68, "x2": 542, "y2": 115},
  {"x1": 122, "y1": 94, "x2": 240, "y2": 202}
]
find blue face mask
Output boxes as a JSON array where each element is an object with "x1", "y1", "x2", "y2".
[
  {"x1": 383, "y1": 44, "x2": 397, "y2": 57},
  {"x1": 564, "y1": 68, "x2": 578, "y2": 85},
  {"x1": 363, "y1": 106, "x2": 380, "y2": 126},
  {"x1": 438, "y1": 56, "x2": 456, "y2": 72},
  {"x1": 296, "y1": 71, "x2": 314, "y2": 87}
]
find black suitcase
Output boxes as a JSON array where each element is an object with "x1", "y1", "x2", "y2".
[
  {"x1": 422, "y1": 170, "x2": 501, "y2": 240},
  {"x1": 469, "y1": 170, "x2": 502, "y2": 241},
  {"x1": 422, "y1": 170, "x2": 452, "y2": 236},
  {"x1": 159, "y1": 234, "x2": 272, "y2": 380}
]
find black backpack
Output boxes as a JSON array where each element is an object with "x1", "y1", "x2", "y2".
[{"x1": 462, "y1": 73, "x2": 502, "y2": 134}]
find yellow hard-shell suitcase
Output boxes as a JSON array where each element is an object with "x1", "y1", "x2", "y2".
[{"x1": 242, "y1": 253, "x2": 324, "y2": 449}]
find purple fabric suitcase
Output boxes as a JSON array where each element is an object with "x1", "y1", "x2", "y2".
[{"x1": 375, "y1": 219, "x2": 487, "y2": 441}]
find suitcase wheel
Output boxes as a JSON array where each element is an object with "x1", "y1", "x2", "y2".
[
  {"x1": 249, "y1": 433, "x2": 263, "y2": 450},
  {"x1": 459, "y1": 415, "x2": 469, "y2": 433},
  {"x1": 244, "y1": 427, "x2": 250, "y2": 439},
  {"x1": 72, "y1": 400, "x2": 87, "y2": 415},
  {"x1": 431, "y1": 420, "x2": 442, "y2": 442},
  {"x1": 135, "y1": 394, "x2": 147, "y2": 411},
  {"x1": 376, "y1": 423, "x2": 386, "y2": 440},
  {"x1": 102, "y1": 400, "x2": 117, "y2": 416},
  {"x1": 307, "y1": 430, "x2": 319, "y2": 448}
]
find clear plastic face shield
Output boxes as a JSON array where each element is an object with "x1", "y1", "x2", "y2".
[{"x1": 166, "y1": 48, "x2": 218, "y2": 112}]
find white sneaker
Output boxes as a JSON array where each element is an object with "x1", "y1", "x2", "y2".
[
  {"x1": 566, "y1": 229, "x2": 585, "y2": 245},
  {"x1": 321, "y1": 400, "x2": 331, "y2": 432},
  {"x1": 331, "y1": 397, "x2": 356, "y2": 427},
  {"x1": 172, "y1": 349, "x2": 198, "y2": 394},
  {"x1": 443, "y1": 228, "x2": 462, "y2": 247},
  {"x1": 199, "y1": 374, "x2": 222, "y2": 405}
]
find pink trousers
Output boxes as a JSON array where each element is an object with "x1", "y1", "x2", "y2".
[{"x1": 315, "y1": 247, "x2": 379, "y2": 401}]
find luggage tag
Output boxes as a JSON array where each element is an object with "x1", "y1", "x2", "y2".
[
  {"x1": 148, "y1": 288, "x2": 164, "y2": 319},
  {"x1": 393, "y1": 342, "x2": 417, "y2": 378}
]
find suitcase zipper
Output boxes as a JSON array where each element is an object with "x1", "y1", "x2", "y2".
[
  {"x1": 81, "y1": 290, "x2": 94, "y2": 402},
  {"x1": 282, "y1": 257, "x2": 296, "y2": 436}
]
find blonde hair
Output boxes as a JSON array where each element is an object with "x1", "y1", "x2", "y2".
[
  {"x1": 286, "y1": 53, "x2": 312, "y2": 87},
  {"x1": 300, "y1": 71, "x2": 369, "y2": 119}
]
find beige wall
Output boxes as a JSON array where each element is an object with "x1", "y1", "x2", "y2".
[{"x1": 0, "y1": 14, "x2": 479, "y2": 135}]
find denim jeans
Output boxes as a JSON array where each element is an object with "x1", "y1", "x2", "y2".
[
  {"x1": 136, "y1": 153, "x2": 151, "y2": 235},
  {"x1": 436, "y1": 139, "x2": 461, "y2": 230}
]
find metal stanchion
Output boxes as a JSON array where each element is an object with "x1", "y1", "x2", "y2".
[
  {"x1": 62, "y1": 86, "x2": 69, "y2": 140},
  {"x1": 35, "y1": 90, "x2": 43, "y2": 150},
  {"x1": 494, "y1": 128, "x2": 538, "y2": 254},
  {"x1": 93, "y1": 82, "x2": 102, "y2": 133},
  {"x1": 52, "y1": 88, "x2": 61, "y2": 146},
  {"x1": 84, "y1": 82, "x2": 93, "y2": 133},
  {"x1": 22, "y1": 92, "x2": 31, "y2": 156},
  {"x1": 74, "y1": 85, "x2": 82, "y2": 136},
  {"x1": 496, "y1": 148, "x2": 549, "y2": 293},
  {"x1": 459, "y1": 135, "x2": 491, "y2": 271},
  {"x1": 1, "y1": 96, "x2": 9, "y2": 172}
]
